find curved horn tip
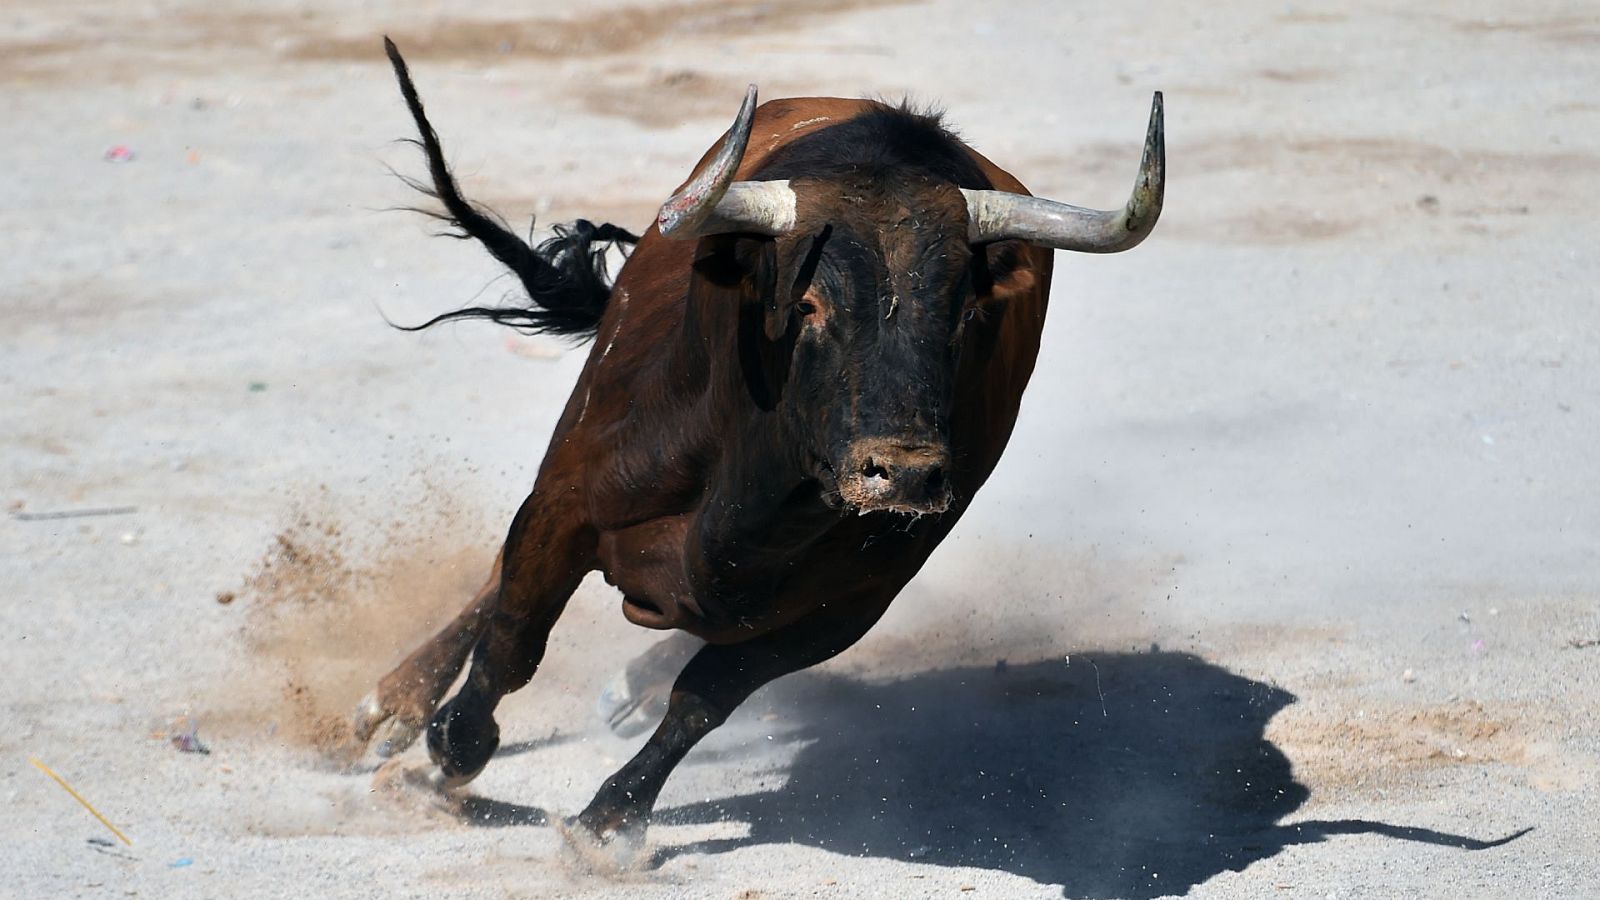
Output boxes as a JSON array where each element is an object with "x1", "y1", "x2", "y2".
[
  {"x1": 960, "y1": 91, "x2": 1165, "y2": 253},
  {"x1": 1147, "y1": 91, "x2": 1164, "y2": 148},
  {"x1": 1138, "y1": 90, "x2": 1165, "y2": 190},
  {"x1": 655, "y1": 83, "x2": 769, "y2": 239}
]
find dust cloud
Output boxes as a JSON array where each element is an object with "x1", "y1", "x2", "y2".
[{"x1": 206, "y1": 484, "x2": 496, "y2": 760}]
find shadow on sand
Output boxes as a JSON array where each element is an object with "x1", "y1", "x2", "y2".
[{"x1": 651, "y1": 652, "x2": 1526, "y2": 898}]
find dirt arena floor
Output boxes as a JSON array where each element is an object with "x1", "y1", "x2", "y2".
[{"x1": 4, "y1": 0, "x2": 1598, "y2": 896}]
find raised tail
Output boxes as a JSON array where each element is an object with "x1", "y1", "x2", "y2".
[{"x1": 383, "y1": 37, "x2": 639, "y2": 339}]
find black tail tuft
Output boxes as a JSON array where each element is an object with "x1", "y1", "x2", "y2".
[{"x1": 383, "y1": 37, "x2": 639, "y2": 340}]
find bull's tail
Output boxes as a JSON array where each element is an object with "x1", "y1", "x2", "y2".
[{"x1": 383, "y1": 37, "x2": 639, "y2": 339}]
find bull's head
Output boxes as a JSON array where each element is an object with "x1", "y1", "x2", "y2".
[{"x1": 665, "y1": 88, "x2": 1164, "y2": 516}]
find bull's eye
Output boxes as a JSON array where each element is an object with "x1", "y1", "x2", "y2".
[
  {"x1": 963, "y1": 308, "x2": 977, "y2": 323},
  {"x1": 796, "y1": 301, "x2": 817, "y2": 316}
]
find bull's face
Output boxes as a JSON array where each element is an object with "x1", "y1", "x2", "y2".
[
  {"x1": 661, "y1": 88, "x2": 1164, "y2": 516},
  {"x1": 778, "y1": 175, "x2": 975, "y2": 516}
]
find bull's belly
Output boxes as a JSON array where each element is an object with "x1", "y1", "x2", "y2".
[
  {"x1": 595, "y1": 506, "x2": 955, "y2": 644},
  {"x1": 593, "y1": 513, "x2": 826, "y2": 642}
]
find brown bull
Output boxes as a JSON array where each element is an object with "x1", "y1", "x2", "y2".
[{"x1": 352, "y1": 38, "x2": 1164, "y2": 855}]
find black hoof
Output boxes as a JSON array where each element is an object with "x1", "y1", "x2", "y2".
[{"x1": 425, "y1": 697, "x2": 499, "y2": 788}]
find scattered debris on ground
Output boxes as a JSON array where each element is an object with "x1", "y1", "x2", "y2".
[
  {"x1": 11, "y1": 506, "x2": 138, "y2": 521},
  {"x1": 161, "y1": 716, "x2": 212, "y2": 755},
  {"x1": 29, "y1": 757, "x2": 133, "y2": 847}
]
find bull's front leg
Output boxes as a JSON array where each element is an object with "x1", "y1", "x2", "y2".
[
  {"x1": 424, "y1": 486, "x2": 595, "y2": 786},
  {"x1": 563, "y1": 590, "x2": 894, "y2": 863},
  {"x1": 349, "y1": 552, "x2": 501, "y2": 758}
]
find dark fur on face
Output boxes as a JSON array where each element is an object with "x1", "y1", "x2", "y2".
[{"x1": 720, "y1": 104, "x2": 1026, "y2": 514}]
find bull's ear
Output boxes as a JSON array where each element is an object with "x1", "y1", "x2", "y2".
[
  {"x1": 688, "y1": 235, "x2": 790, "y2": 409},
  {"x1": 973, "y1": 240, "x2": 1040, "y2": 309},
  {"x1": 763, "y1": 296, "x2": 789, "y2": 342},
  {"x1": 743, "y1": 239, "x2": 794, "y2": 409},
  {"x1": 959, "y1": 241, "x2": 1042, "y2": 370},
  {"x1": 687, "y1": 234, "x2": 754, "y2": 294},
  {"x1": 768, "y1": 225, "x2": 828, "y2": 341},
  {"x1": 686, "y1": 233, "x2": 775, "y2": 324}
]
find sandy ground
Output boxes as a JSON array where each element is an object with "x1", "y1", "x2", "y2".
[{"x1": 4, "y1": 0, "x2": 1599, "y2": 896}]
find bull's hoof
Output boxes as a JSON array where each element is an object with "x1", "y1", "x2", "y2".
[
  {"x1": 595, "y1": 632, "x2": 703, "y2": 737},
  {"x1": 425, "y1": 697, "x2": 499, "y2": 788},
  {"x1": 374, "y1": 718, "x2": 424, "y2": 759},
  {"x1": 556, "y1": 812, "x2": 649, "y2": 873},
  {"x1": 350, "y1": 691, "x2": 389, "y2": 743},
  {"x1": 595, "y1": 668, "x2": 669, "y2": 738},
  {"x1": 348, "y1": 691, "x2": 428, "y2": 759}
]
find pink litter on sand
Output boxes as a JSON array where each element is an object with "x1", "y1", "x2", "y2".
[{"x1": 104, "y1": 145, "x2": 136, "y2": 162}]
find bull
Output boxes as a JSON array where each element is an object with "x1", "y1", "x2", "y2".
[{"x1": 351, "y1": 38, "x2": 1164, "y2": 855}]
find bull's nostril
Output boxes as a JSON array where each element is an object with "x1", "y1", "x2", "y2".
[
  {"x1": 862, "y1": 459, "x2": 889, "y2": 480},
  {"x1": 924, "y1": 466, "x2": 946, "y2": 495}
]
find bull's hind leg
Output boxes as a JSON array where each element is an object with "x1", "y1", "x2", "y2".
[
  {"x1": 350, "y1": 553, "x2": 502, "y2": 758},
  {"x1": 426, "y1": 489, "x2": 594, "y2": 786},
  {"x1": 595, "y1": 630, "x2": 705, "y2": 736},
  {"x1": 565, "y1": 592, "x2": 894, "y2": 859}
]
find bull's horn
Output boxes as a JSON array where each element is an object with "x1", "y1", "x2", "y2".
[
  {"x1": 657, "y1": 85, "x2": 797, "y2": 239},
  {"x1": 963, "y1": 92, "x2": 1164, "y2": 253}
]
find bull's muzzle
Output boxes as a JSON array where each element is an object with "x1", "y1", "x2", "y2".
[{"x1": 837, "y1": 438, "x2": 952, "y2": 515}]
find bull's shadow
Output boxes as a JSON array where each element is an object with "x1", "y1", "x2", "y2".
[{"x1": 656, "y1": 651, "x2": 1521, "y2": 898}]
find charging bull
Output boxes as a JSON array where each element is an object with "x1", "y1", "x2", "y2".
[{"x1": 352, "y1": 38, "x2": 1164, "y2": 856}]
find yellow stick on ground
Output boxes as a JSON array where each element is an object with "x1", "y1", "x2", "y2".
[{"x1": 29, "y1": 757, "x2": 133, "y2": 847}]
